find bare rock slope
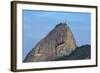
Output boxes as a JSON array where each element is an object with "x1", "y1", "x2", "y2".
[{"x1": 24, "y1": 22, "x2": 77, "y2": 62}]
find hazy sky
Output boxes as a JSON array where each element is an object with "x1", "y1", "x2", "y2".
[{"x1": 22, "y1": 10, "x2": 91, "y2": 60}]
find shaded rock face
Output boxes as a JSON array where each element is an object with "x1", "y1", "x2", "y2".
[
  {"x1": 53, "y1": 45, "x2": 91, "y2": 61},
  {"x1": 24, "y1": 22, "x2": 77, "y2": 62}
]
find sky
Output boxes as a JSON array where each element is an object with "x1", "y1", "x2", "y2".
[{"x1": 22, "y1": 10, "x2": 91, "y2": 60}]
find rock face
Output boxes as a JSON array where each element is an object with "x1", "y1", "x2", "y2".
[
  {"x1": 53, "y1": 45, "x2": 91, "y2": 61},
  {"x1": 24, "y1": 22, "x2": 77, "y2": 62}
]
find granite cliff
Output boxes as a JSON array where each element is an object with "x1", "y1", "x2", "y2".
[
  {"x1": 24, "y1": 22, "x2": 77, "y2": 62},
  {"x1": 53, "y1": 44, "x2": 91, "y2": 61}
]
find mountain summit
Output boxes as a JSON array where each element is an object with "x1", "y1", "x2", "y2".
[{"x1": 24, "y1": 22, "x2": 77, "y2": 62}]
